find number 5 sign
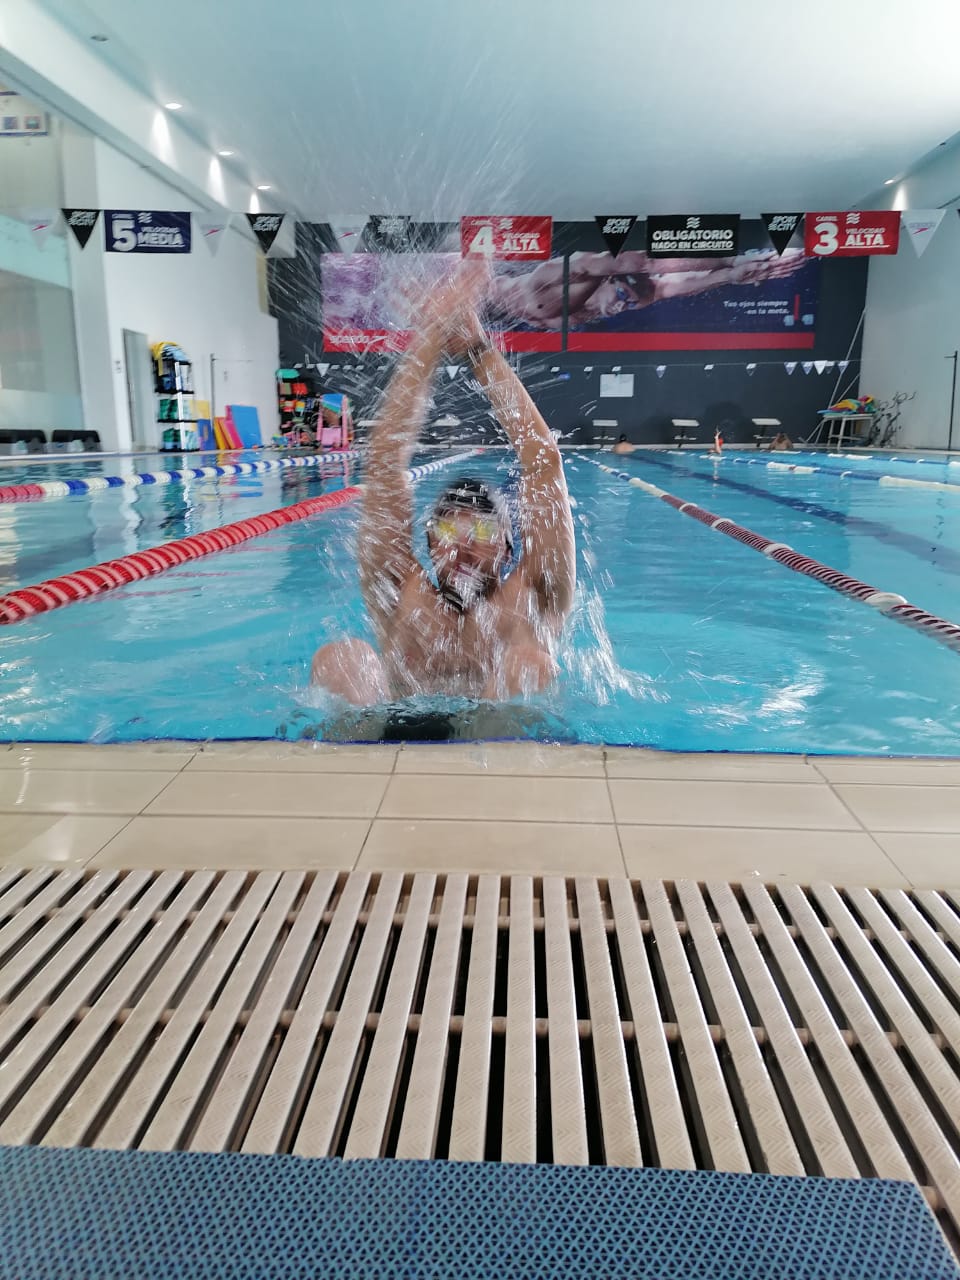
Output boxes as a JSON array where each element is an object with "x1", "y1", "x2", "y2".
[
  {"x1": 461, "y1": 216, "x2": 552, "y2": 260},
  {"x1": 804, "y1": 211, "x2": 900, "y2": 257}
]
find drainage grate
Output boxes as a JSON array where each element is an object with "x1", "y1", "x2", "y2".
[{"x1": 0, "y1": 867, "x2": 957, "y2": 1251}]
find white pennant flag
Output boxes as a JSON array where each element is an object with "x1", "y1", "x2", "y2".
[
  {"x1": 317, "y1": 363, "x2": 330, "y2": 377},
  {"x1": 445, "y1": 365, "x2": 460, "y2": 381},
  {"x1": 21, "y1": 207, "x2": 59, "y2": 250},
  {"x1": 704, "y1": 364, "x2": 714, "y2": 373},
  {"x1": 902, "y1": 209, "x2": 945, "y2": 258},
  {"x1": 584, "y1": 366, "x2": 593, "y2": 373},
  {"x1": 746, "y1": 363, "x2": 757, "y2": 375},
  {"x1": 784, "y1": 362, "x2": 797, "y2": 375},
  {"x1": 814, "y1": 360, "x2": 828, "y2": 374},
  {"x1": 656, "y1": 365, "x2": 666, "y2": 378},
  {"x1": 198, "y1": 216, "x2": 231, "y2": 256},
  {"x1": 802, "y1": 362, "x2": 813, "y2": 374},
  {"x1": 329, "y1": 216, "x2": 368, "y2": 255},
  {"x1": 838, "y1": 360, "x2": 849, "y2": 374}
]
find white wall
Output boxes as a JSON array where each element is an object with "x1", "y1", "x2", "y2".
[
  {"x1": 73, "y1": 139, "x2": 279, "y2": 450},
  {"x1": 860, "y1": 147, "x2": 960, "y2": 449}
]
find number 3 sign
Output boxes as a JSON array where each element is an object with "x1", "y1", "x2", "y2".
[{"x1": 804, "y1": 211, "x2": 900, "y2": 257}]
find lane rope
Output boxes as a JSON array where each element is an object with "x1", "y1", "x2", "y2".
[
  {"x1": 684, "y1": 450, "x2": 960, "y2": 495},
  {"x1": 0, "y1": 450, "x2": 363, "y2": 505},
  {"x1": 576, "y1": 454, "x2": 960, "y2": 657},
  {"x1": 0, "y1": 451, "x2": 477, "y2": 625}
]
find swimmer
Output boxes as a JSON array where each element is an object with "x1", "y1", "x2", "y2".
[
  {"x1": 489, "y1": 248, "x2": 807, "y2": 330},
  {"x1": 611, "y1": 434, "x2": 636, "y2": 455},
  {"x1": 767, "y1": 432, "x2": 794, "y2": 452},
  {"x1": 311, "y1": 261, "x2": 576, "y2": 705}
]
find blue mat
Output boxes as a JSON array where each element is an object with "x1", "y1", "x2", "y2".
[{"x1": 0, "y1": 1146, "x2": 955, "y2": 1279}]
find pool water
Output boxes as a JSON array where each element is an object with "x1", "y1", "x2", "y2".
[{"x1": 1, "y1": 448, "x2": 959, "y2": 754}]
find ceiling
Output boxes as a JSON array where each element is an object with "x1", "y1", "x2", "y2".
[{"x1": 33, "y1": 0, "x2": 960, "y2": 218}]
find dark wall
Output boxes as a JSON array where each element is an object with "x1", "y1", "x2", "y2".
[{"x1": 270, "y1": 221, "x2": 867, "y2": 447}]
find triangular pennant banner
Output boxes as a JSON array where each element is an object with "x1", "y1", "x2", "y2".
[
  {"x1": 21, "y1": 207, "x2": 58, "y2": 250},
  {"x1": 595, "y1": 215, "x2": 637, "y2": 258},
  {"x1": 198, "y1": 216, "x2": 231, "y2": 256},
  {"x1": 61, "y1": 209, "x2": 100, "y2": 249},
  {"x1": 656, "y1": 365, "x2": 666, "y2": 378},
  {"x1": 584, "y1": 366, "x2": 593, "y2": 373},
  {"x1": 445, "y1": 365, "x2": 460, "y2": 381},
  {"x1": 838, "y1": 360, "x2": 849, "y2": 374},
  {"x1": 762, "y1": 213, "x2": 804, "y2": 256},
  {"x1": 903, "y1": 209, "x2": 945, "y2": 258},
  {"x1": 368, "y1": 215, "x2": 411, "y2": 251},
  {"x1": 746, "y1": 363, "x2": 757, "y2": 375},
  {"x1": 814, "y1": 360, "x2": 828, "y2": 374},
  {"x1": 246, "y1": 212, "x2": 285, "y2": 255},
  {"x1": 317, "y1": 363, "x2": 330, "y2": 377},
  {"x1": 784, "y1": 362, "x2": 797, "y2": 375},
  {"x1": 704, "y1": 364, "x2": 714, "y2": 373},
  {"x1": 329, "y1": 216, "x2": 368, "y2": 255},
  {"x1": 802, "y1": 362, "x2": 813, "y2": 374}
]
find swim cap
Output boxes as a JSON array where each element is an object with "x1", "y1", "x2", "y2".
[{"x1": 431, "y1": 477, "x2": 514, "y2": 555}]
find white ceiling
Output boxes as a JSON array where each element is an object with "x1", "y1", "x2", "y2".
[{"x1": 34, "y1": 0, "x2": 960, "y2": 218}]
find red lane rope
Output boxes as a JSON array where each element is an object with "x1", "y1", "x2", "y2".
[
  {"x1": 0, "y1": 486, "x2": 360, "y2": 625},
  {"x1": 580, "y1": 456, "x2": 960, "y2": 658}
]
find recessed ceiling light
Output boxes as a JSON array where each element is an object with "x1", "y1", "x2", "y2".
[
  {"x1": 884, "y1": 178, "x2": 895, "y2": 185},
  {"x1": 218, "y1": 149, "x2": 235, "y2": 157},
  {"x1": 90, "y1": 33, "x2": 109, "y2": 41},
  {"x1": 164, "y1": 102, "x2": 183, "y2": 111},
  {"x1": 257, "y1": 184, "x2": 271, "y2": 191}
]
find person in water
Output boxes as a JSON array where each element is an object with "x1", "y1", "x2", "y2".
[
  {"x1": 311, "y1": 261, "x2": 576, "y2": 705},
  {"x1": 611, "y1": 434, "x2": 636, "y2": 455}
]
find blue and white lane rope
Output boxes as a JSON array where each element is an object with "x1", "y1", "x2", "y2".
[
  {"x1": 680, "y1": 450, "x2": 960, "y2": 495},
  {"x1": 0, "y1": 450, "x2": 363, "y2": 505}
]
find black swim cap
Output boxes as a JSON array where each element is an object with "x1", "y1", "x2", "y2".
[{"x1": 431, "y1": 477, "x2": 514, "y2": 553}]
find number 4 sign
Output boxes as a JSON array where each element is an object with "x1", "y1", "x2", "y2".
[
  {"x1": 461, "y1": 216, "x2": 552, "y2": 260},
  {"x1": 804, "y1": 211, "x2": 900, "y2": 257}
]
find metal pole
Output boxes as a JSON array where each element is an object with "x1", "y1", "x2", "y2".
[
  {"x1": 947, "y1": 351, "x2": 958, "y2": 452},
  {"x1": 210, "y1": 353, "x2": 217, "y2": 424}
]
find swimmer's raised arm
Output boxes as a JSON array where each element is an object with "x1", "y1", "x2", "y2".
[
  {"x1": 455, "y1": 316, "x2": 575, "y2": 623},
  {"x1": 358, "y1": 264, "x2": 489, "y2": 626}
]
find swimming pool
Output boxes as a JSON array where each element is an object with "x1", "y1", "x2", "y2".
[{"x1": 1, "y1": 447, "x2": 959, "y2": 754}]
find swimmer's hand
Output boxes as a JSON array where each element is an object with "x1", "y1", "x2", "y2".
[{"x1": 420, "y1": 259, "x2": 491, "y2": 347}]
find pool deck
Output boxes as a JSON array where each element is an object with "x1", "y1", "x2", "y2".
[{"x1": 1, "y1": 742, "x2": 957, "y2": 888}]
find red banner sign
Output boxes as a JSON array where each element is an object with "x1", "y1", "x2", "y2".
[
  {"x1": 460, "y1": 216, "x2": 552, "y2": 259},
  {"x1": 804, "y1": 211, "x2": 900, "y2": 257}
]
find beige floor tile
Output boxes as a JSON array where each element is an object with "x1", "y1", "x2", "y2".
[
  {"x1": 0, "y1": 743, "x2": 195, "y2": 771},
  {"x1": 89, "y1": 816, "x2": 368, "y2": 870},
  {"x1": 619, "y1": 826, "x2": 906, "y2": 888},
  {"x1": 869, "y1": 833, "x2": 960, "y2": 889},
  {"x1": 189, "y1": 741, "x2": 398, "y2": 773},
  {"x1": 835, "y1": 785, "x2": 960, "y2": 833},
  {"x1": 379, "y1": 774, "x2": 615, "y2": 823},
  {"x1": 610, "y1": 779, "x2": 857, "y2": 829},
  {"x1": 397, "y1": 743, "x2": 604, "y2": 777},
  {"x1": 605, "y1": 750, "x2": 815, "y2": 783},
  {"x1": 814, "y1": 759, "x2": 960, "y2": 786},
  {"x1": 144, "y1": 770, "x2": 387, "y2": 818},
  {"x1": 0, "y1": 769, "x2": 177, "y2": 815},
  {"x1": 0, "y1": 814, "x2": 132, "y2": 867},
  {"x1": 359, "y1": 820, "x2": 624, "y2": 876}
]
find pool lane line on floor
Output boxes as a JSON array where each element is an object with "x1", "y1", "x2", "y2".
[
  {"x1": 0, "y1": 452, "x2": 477, "y2": 626},
  {"x1": 644, "y1": 451, "x2": 960, "y2": 580},
  {"x1": 575, "y1": 455, "x2": 960, "y2": 658},
  {"x1": 0, "y1": 450, "x2": 363, "y2": 505},
  {"x1": 684, "y1": 450, "x2": 960, "y2": 495}
]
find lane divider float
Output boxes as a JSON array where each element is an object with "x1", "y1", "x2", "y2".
[
  {"x1": 0, "y1": 450, "x2": 363, "y2": 505},
  {"x1": 0, "y1": 451, "x2": 476, "y2": 625},
  {"x1": 689, "y1": 450, "x2": 960, "y2": 495},
  {"x1": 577, "y1": 455, "x2": 960, "y2": 657}
]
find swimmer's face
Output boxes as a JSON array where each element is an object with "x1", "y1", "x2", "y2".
[{"x1": 427, "y1": 508, "x2": 509, "y2": 597}]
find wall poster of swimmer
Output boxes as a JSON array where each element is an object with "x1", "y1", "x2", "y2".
[
  {"x1": 563, "y1": 217, "x2": 818, "y2": 352},
  {"x1": 317, "y1": 219, "x2": 817, "y2": 354}
]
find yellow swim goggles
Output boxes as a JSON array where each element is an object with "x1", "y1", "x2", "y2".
[{"x1": 430, "y1": 515, "x2": 501, "y2": 544}]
